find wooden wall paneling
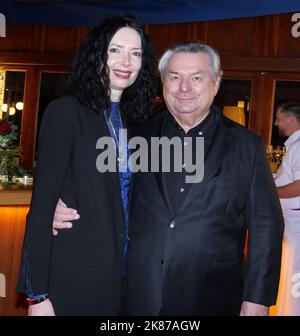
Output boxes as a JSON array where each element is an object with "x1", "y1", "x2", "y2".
[
  {"x1": 248, "y1": 76, "x2": 261, "y2": 135},
  {"x1": 271, "y1": 72, "x2": 300, "y2": 80},
  {"x1": 0, "y1": 24, "x2": 36, "y2": 52},
  {"x1": 186, "y1": 22, "x2": 207, "y2": 42},
  {"x1": 263, "y1": 15, "x2": 279, "y2": 56},
  {"x1": 76, "y1": 26, "x2": 93, "y2": 49},
  {"x1": 39, "y1": 65, "x2": 70, "y2": 74},
  {"x1": 146, "y1": 23, "x2": 190, "y2": 57},
  {"x1": 0, "y1": 206, "x2": 28, "y2": 316},
  {"x1": 185, "y1": 22, "x2": 198, "y2": 41},
  {"x1": 0, "y1": 65, "x2": 27, "y2": 71},
  {"x1": 256, "y1": 73, "x2": 276, "y2": 144},
  {"x1": 29, "y1": 25, "x2": 46, "y2": 52},
  {"x1": 0, "y1": 51, "x2": 73, "y2": 66},
  {"x1": 20, "y1": 67, "x2": 41, "y2": 170},
  {"x1": 221, "y1": 55, "x2": 300, "y2": 73},
  {"x1": 43, "y1": 25, "x2": 81, "y2": 53},
  {"x1": 205, "y1": 17, "x2": 267, "y2": 56},
  {"x1": 252, "y1": 15, "x2": 273, "y2": 57},
  {"x1": 221, "y1": 70, "x2": 258, "y2": 79},
  {"x1": 277, "y1": 13, "x2": 300, "y2": 57}
]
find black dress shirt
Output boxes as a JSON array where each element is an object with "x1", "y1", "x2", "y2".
[{"x1": 163, "y1": 108, "x2": 218, "y2": 213}]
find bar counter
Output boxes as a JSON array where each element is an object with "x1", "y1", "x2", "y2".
[
  {"x1": 0, "y1": 183, "x2": 32, "y2": 206},
  {"x1": 0, "y1": 183, "x2": 32, "y2": 316}
]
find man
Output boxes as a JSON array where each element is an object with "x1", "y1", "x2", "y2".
[
  {"x1": 53, "y1": 41, "x2": 284, "y2": 315},
  {"x1": 272, "y1": 102, "x2": 300, "y2": 315}
]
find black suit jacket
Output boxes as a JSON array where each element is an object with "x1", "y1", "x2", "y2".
[
  {"x1": 126, "y1": 107, "x2": 284, "y2": 316},
  {"x1": 17, "y1": 96, "x2": 126, "y2": 315}
]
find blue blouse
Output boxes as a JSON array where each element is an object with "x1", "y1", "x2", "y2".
[{"x1": 105, "y1": 102, "x2": 132, "y2": 254}]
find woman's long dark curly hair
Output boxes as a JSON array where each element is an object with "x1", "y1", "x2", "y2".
[{"x1": 67, "y1": 15, "x2": 157, "y2": 125}]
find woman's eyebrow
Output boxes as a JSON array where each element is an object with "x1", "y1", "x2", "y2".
[{"x1": 109, "y1": 43, "x2": 141, "y2": 50}]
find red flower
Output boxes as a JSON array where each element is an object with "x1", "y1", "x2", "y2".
[{"x1": 0, "y1": 120, "x2": 12, "y2": 135}]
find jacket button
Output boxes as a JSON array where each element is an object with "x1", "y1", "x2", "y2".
[{"x1": 169, "y1": 220, "x2": 176, "y2": 229}]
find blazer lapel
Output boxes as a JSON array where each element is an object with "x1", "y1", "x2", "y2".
[
  {"x1": 178, "y1": 117, "x2": 235, "y2": 214},
  {"x1": 87, "y1": 108, "x2": 123, "y2": 211},
  {"x1": 152, "y1": 113, "x2": 175, "y2": 215}
]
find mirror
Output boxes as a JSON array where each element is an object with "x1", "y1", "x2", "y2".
[
  {"x1": 214, "y1": 78, "x2": 252, "y2": 127},
  {"x1": 35, "y1": 72, "x2": 68, "y2": 155},
  {"x1": 0, "y1": 70, "x2": 26, "y2": 146}
]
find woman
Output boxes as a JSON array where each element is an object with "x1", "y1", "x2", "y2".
[{"x1": 17, "y1": 15, "x2": 156, "y2": 316}]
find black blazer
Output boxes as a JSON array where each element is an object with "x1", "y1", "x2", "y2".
[
  {"x1": 17, "y1": 96, "x2": 126, "y2": 315},
  {"x1": 126, "y1": 107, "x2": 284, "y2": 316}
]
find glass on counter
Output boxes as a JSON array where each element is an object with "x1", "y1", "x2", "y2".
[{"x1": 267, "y1": 145, "x2": 286, "y2": 173}]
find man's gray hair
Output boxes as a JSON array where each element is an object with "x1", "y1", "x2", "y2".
[
  {"x1": 158, "y1": 41, "x2": 223, "y2": 82},
  {"x1": 279, "y1": 101, "x2": 300, "y2": 124}
]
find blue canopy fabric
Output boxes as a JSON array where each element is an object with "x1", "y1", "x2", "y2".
[{"x1": 0, "y1": 0, "x2": 300, "y2": 25}]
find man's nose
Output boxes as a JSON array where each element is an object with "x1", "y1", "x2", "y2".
[{"x1": 179, "y1": 78, "x2": 191, "y2": 92}]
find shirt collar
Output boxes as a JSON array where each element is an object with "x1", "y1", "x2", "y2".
[
  {"x1": 166, "y1": 107, "x2": 216, "y2": 136},
  {"x1": 284, "y1": 129, "x2": 300, "y2": 148}
]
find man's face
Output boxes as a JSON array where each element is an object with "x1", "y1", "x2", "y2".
[
  {"x1": 163, "y1": 52, "x2": 221, "y2": 122},
  {"x1": 275, "y1": 109, "x2": 294, "y2": 137}
]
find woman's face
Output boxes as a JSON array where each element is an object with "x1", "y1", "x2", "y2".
[{"x1": 107, "y1": 27, "x2": 142, "y2": 102}]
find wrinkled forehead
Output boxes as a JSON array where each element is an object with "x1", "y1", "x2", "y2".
[
  {"x1": 167, "y1": 52, "x2": 210, "y2": 68},
  {"x1": 167, "y1": 52, "x2": 212, "y2": 75}
]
